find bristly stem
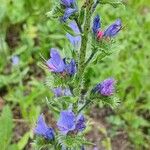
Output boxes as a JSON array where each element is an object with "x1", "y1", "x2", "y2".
[
  {"x1": 77, "y1": 0, "x2": 94, "y2": 104},
  {"x1": 78, "y1": 99, "x2": 92, "y2": 114}
]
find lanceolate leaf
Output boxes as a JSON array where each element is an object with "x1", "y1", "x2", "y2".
[{"x1": 0, "y1": 106, "x2": 13, "y2": 150}]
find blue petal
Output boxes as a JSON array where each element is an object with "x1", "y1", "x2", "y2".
[
  {"x1": 47, "y1": 48, "x2": 65, "y2": 73},
  {"x1": 60, "y1": 0, "x2": 75, "y2": 7},
  {"x1": 76, "y1": 114, "x2": 86, "y2": 132},
  {"x1": 52, "y1": 87, "x2": 63, "y2": 97},
  {"x1": 104, "y1": 19, "x2": 122, "y2": 37},
  {"x1": 65, "y1": 59, "x2": 77, "y2": 75},
  {"x1": 57, "y1": 110, "x2": 76, "y2": 134},
  {"x1": 93, "y1": 78, "x2": 115, "y2": 96},
  {"x1": 61, "y1": 8, "x2": 77, "y2": 22},
  {"x1": 69, "y1": 21, "x2": 80, "y2": 34},
  {"x1": 34, "y1": 114, "x2": 55, "y2": 140},
  {"x1": 66, "y1": 33, "x2": 81, "y2": 49},
  {"x1": 66, "y1": 21, "x2": 81, "y2": 49},
  {"x1": 92, "y1": 15, "x2": 101, "y2": 34}
]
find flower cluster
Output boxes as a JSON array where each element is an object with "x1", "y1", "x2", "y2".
[
  {"x1": 35, "y1": 110, "x2": 85, "y2": 138},
  {"x1": 92, "y1": 15, "x2": 122, "y2": 40},
  {"x1": 34, "y1": 0, "x2": 122, "y2": 149}
]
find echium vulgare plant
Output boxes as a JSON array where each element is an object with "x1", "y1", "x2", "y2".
[{"x1": 34, "y1": 0, "x2": 123, "y2": 149}]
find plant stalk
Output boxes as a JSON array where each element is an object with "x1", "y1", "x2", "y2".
[{"x1": 77, "y1": 0, "x2": 94, "y2": 104}]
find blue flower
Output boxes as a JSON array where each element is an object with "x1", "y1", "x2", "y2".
[
  {"x1": 104, "y1": 19, "x2": 122, "y2": 38},
  {"x1": 92, "y1": 15, "x2": 101, "y2": 35},
  {"x1": 66, "y1": 21, "x2": 81, "y2": 49},
  {"x1": 34, "y1": 114, "x2": 55, "y2": 140},
  {"x1": 12, "y1": 55, "x2": 20, "y2": 66},
  {"x1": 61, "y1": 8, "x2": 77, "y2": 22},
  {"x1": 60, "y1": 0, "x2": 75, "y2": 7},
  {"x1": 52, "y1": 87, "x2": 72, "y2": 97},
  {"x1": 57, "y1": 110, "x2": 85, "y2": 135},
  {"x1": 46, "y1": 48, "x2": 65, "y2": 73},
  {"x1": 52, "y1": 87, "x2": 63, "y2": 97},
  {"x1": 76, "y1": 114, "x2": 86, "y2": 132},
  {"x1": 93, "y1": 147, "x2": 99, "y2": 150},
  {"x1": 65, "y1": 59, "x2": 77, "y2": 75},
  {"x1": 93, "y1": 78, "x2": 115, "y2": 96}
]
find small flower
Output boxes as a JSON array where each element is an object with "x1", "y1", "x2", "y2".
[
  {"x1": 76, "y1": 114, "x2": 86, "y2": 132},
  {"x1": 65, "y1": 59, "x2": 77, "y2": 75},
  {"x1": 34, "y1": 114, "x2": 55, "y2": 140},
  {"x1": 93, "y1": 78, "x2": 116, "y2": 96},
  {"x1": 97, "y1": 30, "x2": 104, "y2": 40},
  {"x1": 104, "y1": 19, "x2": 122, "y2": 38},
  {"x1": 57, "y1": 110, "x2": 85, "y2": 135},
  {"x1": 92, "y1": 15, "x2": 101, "y2": 35},
  {"x1": 60, "y1": 0, "x2": 75, "y2": 7},
  {"x1": 52, "y1": 87, "x2": 72, "y2": 97},
  {"x1": 66, "y1": 21, "x2": 81, "y2": 49},
  {"x1": 61, "y1": 8, "x2": 77, "y2": 22},
  {"x1": 46, "y1": 48, "x2": 65, "y2": 73},
  {"x1": 12, "y1": 55, "x2": 20, "y2": 66},
  {"x1": 93, "y1": 147, "x2": 99, "y2": 150},
  {"x1": 52, "y1": 87, "x2": 63, "y2": 97}
]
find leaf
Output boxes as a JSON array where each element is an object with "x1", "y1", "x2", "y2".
[
  {"x1": 17, "y1": 131, "x2": 30, "y2": 150},
  {"x1": 61, "y1": 24, "x2": 77, "y2": 36},
  {"x1": 100, "y1": 0, "x2": 123, "y2": 8},
  {"x1": 0, "y1": 106, "x2": 13, "y2": 150}
]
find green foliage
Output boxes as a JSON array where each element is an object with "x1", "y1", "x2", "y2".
[
  {"x1": 0, "y1": 106, "x2": 14, "y2": 149},
  {"x1": 57, "y1": 134, "x2": 93, "y2": 149}
]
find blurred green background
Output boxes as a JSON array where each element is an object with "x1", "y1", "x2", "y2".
[{"x1": 0, "y1": 0, "x2": 150, "y2": 149}]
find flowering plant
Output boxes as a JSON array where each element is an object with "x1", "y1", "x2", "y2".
[{"x1": 34, "y1": 0, "x2": 123, "y2": 149}]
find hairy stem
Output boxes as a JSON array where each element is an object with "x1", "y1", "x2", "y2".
[
  {"x1": 77, "y1": 0, "x2": 94, "y2": 104},
  {"x1": 78, "y1": 100, "x2": 92, "y2": 114}
]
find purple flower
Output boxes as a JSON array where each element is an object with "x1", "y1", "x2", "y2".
[
  {"x1": 66, "y1": 21, "x2": 81, "y2": 49},
  {"x1": 61, "y1": 8, "x2": 77, "y2": 22},
  {"x1": 12, "y1": 55, "x2": 20, "y2": 66},
  {"x1": 93, "y1": 78, "x2": 116, "y2": 96},
  {"x1": 52, "y1": 87, "x2": 72, "y2": 97},
  {"x1": 65, "y1": 59, "x2": 77, "y2": 75},
  {"x1": 92, "y1": 15, "x2": 101, "y2": 35},
  {"x1": 93, "y1": 147, "x2": 99, "y2": 150},
  {"x1": 46, "y1": 48, "x2": 65, "y2": 73},
  {"x1": 52, "y1": 87, "x2": 63, "y2": 97},
  {"x1": 60, "y1": 0, "x2": 75, "y2": 7},
  {"x1": 76, "y1": 114, "x2": 86, "y2": 132},
  {"x1": 104, "y1": 19, "x2": 122, "y2": 38},
  {"x1": 34, "y1": 114, "x2": 55, "y2": 140},
  {"x1": 57, "y1": 110, "x2": 85, "y2": 135}
]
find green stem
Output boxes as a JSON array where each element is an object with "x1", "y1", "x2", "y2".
[
  {"x1": 77, "y1": 0, "x2": 94, "y2": 103},
  {"x1": 78, "y1": 100, "x2": 91, "y2": 114}
]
